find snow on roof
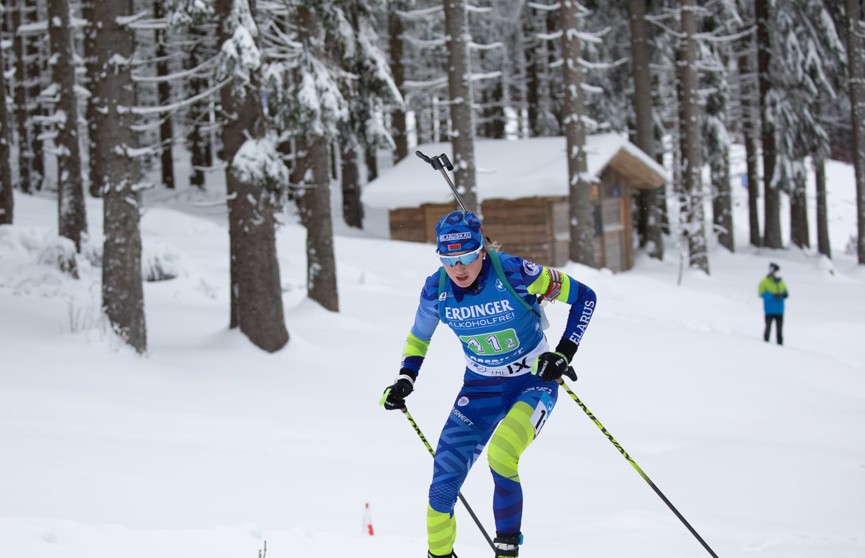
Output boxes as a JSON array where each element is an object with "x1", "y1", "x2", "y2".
[{"x1": 362, "y1": 133, "x2": 668, "y2": 210}]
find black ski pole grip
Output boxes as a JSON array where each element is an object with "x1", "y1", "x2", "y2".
[
  {"x1": 439, "y1": 153, "x2": 453, "y2": 171},
  {"x1": 417, "y1": 150, "x2": 442, "y2": 170}
]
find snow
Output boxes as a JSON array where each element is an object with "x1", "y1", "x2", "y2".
[
  {"x1": 231, "y1": 135, "x2": 290, "y2": 188},
  {"x1": 358, "y1": 18, "x2": 405, "y2": 109},
  {"x1": 361, "y1": 134, "x2": 669, "y2": 210},
  {"x1": 217, "y1": 0, "x2": 262, "y2": 86},
  {"x1": 1, "y1": 140, "x2": 864, "y2": 558},
  {"x1": 219, "y1": 25, "x2": 262, "y2": 86},
  {"x1": 296, "y1": 54, "x2": 349, "y2": 137}
]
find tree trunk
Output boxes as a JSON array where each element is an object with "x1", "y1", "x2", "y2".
[
  {"x1": 523, "y1": 6, "x2": 540, "y2": 137},
  {"x1": 94, "y1": 0, "x2": 146, "y2": 353},
  {"x1": 365, "y1": 145, "x2": 378, "y2": 183},
  {"x1": 187, "y1": 25, "x2": 209, "y2": 189},
  {"x1": 560, "y1": 1, "x2": 594, "y2": 267},
  {"x1": 48, "y1": 0, "x2": 87, "y2": 253},
  {"x1": 710, "y1": 149, "x2": 733, "y2": 252},
  {"x1": 297, "y1": 5, "x2": 339, "y2": 313},
  {"x1": 188, "y1": 121, "x2": 207, "y2": 189},
  {"x1": 493, "y1": 80, "x2": 506, "y2": 140},
  {"x1": 302, "y1": 137, "x2": 340, "y2": 312},
  {"x1": 679, "y1": 0, "x2": 708, "y2": 273},
  {"x1": 814, "y1": 157, "x2": 831, "y2": 258},
  {"x1": 416, "y1": 99, "x2": 430, "y2": 145},
  {"x1": 531, "y1": 8, "x2": 561, "y2": 137},
  {"x1": 444, "y1": 0, "x2": 478, "y2": 212},
  {"x1": 17, "y1": 0, "x2": 45, "y2": 192},
  {"x1": 509, "y1": 21, "x2": 529, "y2": 139},
  {"x1": 484, "y1": 77, "x2": 506, "y2": 139},
  {"x1": 701, "y1": 13, "x2": 733, "y2": 254},
  {"x1": 738, "y1": 38, "x2": 762, "y2": 247},
  {"x1": 388, "y1": 3, "x2": 408, "y2": 163},
  {"x1": 789, "y1": 168, "x2": 809, "y2": 249},
  {"x1": 628, "y1": 0, "x2": 663, "y2": 259},
  {"x1": 546, "y1": 8, "x2": 563, "y2": 132},
  {"x1": 217, "y1": 0, "x2": 288, "y2": 352},
  {"x1": 0, "y1": 37, "x2": 13, "y2": 224},
  {"x1": 154, "y1": 0, "x2": 175, "y2": 189},
  {"x1": 756, "y1": 0, "x2": 782, "y2": 249},
  {"x1": 329, "y1": 141, "x2": 338, "y2": 181},
  {"x1": 290, "y1": 138, "x2": 308, "y2": 192},
  {"x1": 342, "y1": 141, "x2": 363, "y2": 228},
  {"x1": 12, "y1": 0, "x2": 33, "y2": 194},
  {"x1": 82, "y1": 0, "x2": 103, "y2": 197},
  {"x1": 653, "y1": 100, "x2": 671, "y2": 235},
  {"x1": 845, "y1": 0, "x2": 865, "y2": 264}
]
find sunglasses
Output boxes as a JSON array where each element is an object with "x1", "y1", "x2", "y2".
[{"x1": 438, "y1": 245, "x2": 483, "y2": 267}]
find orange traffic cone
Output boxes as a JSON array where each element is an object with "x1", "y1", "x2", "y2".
[{"x1": 363, "y1": 502, "x2": 375, "y2": 536}]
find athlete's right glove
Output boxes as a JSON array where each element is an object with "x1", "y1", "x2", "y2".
[{"x1": 380, "y1": 369, "x2": 417, "y2": 411}]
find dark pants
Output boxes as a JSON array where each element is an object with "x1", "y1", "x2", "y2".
[{"x1": 764, "y1": 314, "x2": 783, "y2": 345}]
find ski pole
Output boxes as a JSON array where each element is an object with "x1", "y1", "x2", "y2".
[
  {"x1": 416, "y1": 150, "x2": 493, "y2": 253},
  {"x1": 400, "y1": 406, "x2": 496, "y2": 552},
  {"x1": 556, "y1": 379, "x2": 720, "y2": 558},
  {"x1": 415, "y1": 150, "x2": 470, "y2": 214}
]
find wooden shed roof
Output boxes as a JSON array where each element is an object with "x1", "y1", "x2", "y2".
[{"x1": 362, "y1": 134, "x2": 668, "y2": 210}]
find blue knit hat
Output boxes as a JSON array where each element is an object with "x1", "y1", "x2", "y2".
[{"x1": 435, "y1": 210, "x2": 484, "y2": 255}]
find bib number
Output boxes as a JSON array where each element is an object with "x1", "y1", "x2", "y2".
[
  {"x1": 530, "y1": 401, "x2": 549, "y2": 436},
  {"x1": 460, "y1": 328, "x2": 520, "y2": 355}
]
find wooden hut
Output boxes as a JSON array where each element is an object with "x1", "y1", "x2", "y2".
[{"x1": 362, "y1": 134, "x2": 667, "y2": 272}]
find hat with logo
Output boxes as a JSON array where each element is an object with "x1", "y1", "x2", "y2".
[
  {"x1": 768, "y1": 262, "x2": 780, "y2": 274},
  {"x1": 435, "y1": 210, "x2": 484, "y2": 255}
]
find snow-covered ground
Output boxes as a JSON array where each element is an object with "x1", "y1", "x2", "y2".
[{"x1": 1, "y1": 147, "x2": 864, "y2": 558}]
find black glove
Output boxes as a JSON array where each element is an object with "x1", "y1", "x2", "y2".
[
  {"x1": 532, "y1": 351, "x2": 577, "y2": 382},
  {"x1": 380, "y1": 369, "x2": 417, "y2": 411},
  {"x1": 774, "y1": 293, "x2": 782, "y2": 299}
]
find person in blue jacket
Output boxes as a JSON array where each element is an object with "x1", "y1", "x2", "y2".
[
  {"x1": 758, "y1": 262, "x2": 789, "y2": 345},
  {"x1": 381, "y1": 210, "x2": 597, "y2": 558}
]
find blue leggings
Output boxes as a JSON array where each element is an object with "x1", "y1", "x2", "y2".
[{"x1": 427, "y1": 372, "x2": 557, "y2": 550}]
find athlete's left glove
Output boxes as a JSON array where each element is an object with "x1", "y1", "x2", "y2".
[
  {"x1": 532, "y1": 339, "x2": 579, "y2": 382},
  {"x1": 380, "y1": 369, "x2": 417, "y2": 410}
]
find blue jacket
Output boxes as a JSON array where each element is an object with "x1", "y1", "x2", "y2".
[
  {"x1": 401, "y1": 251, "x2": 596, "y2": 378},
  {"x1": 758, "y1": 275, "x2": 789, "y2": 315}
]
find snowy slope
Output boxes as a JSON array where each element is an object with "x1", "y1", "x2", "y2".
[{"x1": 1, "y1": 148, "x2": 864, "y2": 558}]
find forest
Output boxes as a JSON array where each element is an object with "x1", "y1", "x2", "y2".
[{"x1": 0, "y1": 0, "x2": 863, "y2": 354}]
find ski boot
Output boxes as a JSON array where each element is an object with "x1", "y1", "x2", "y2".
[
  {"x1": 493, "y1": 533, "x2": 522, "y2": 558},
  {"x1": 427, "y1": 551, "x2": 457, "y2": 558}
]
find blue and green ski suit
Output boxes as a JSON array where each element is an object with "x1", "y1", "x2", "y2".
[{"x1": 400, "y1": 250, "x2": 597, "y2": 555}]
